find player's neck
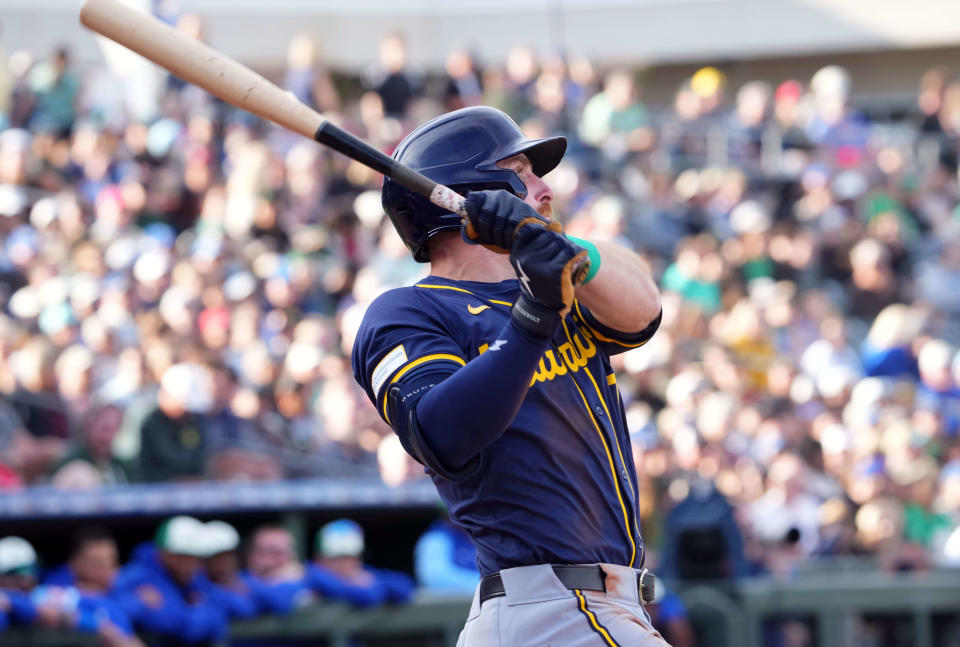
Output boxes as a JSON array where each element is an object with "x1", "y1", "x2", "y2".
[{"x1": 428, "y1": 233, "x2": 515, "y2": 283}]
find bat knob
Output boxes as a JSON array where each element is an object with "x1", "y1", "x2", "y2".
[{"x1": 572, "y1": 256, "x2": 591, "y2": 286}]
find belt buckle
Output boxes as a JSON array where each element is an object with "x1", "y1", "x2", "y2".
[{"x1": 637, "y1": 568, "x2": 656, "y2": 606}]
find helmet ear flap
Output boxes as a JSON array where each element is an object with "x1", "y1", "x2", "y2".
[{"x1": 386, "y1": 195, "x2": 435, "y2": 262}]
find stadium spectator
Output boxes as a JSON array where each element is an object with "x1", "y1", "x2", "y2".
[
  {"x1": 856, "y1": 498, "x2": 930, "y2": 573},
  {"x1": 500, "y1": 46, "x2": 538, "y2": 123},
  {"x1": 50, "y1": 403, "x2": 131, "y2": 488},
  {"x1": 727, "y1": 80, "x2": 772, "y2": 164},
  {"x1": 749, "y1": 453, "x2": 823, "y2": 557},
  {"x1": 442, "y1": 48, "x2": 483, "y2": 111},
  {"x1": 901, "y1": 458, "x2": 953, "y2": 549},
  {"x1": 847, "y1": 238, "x2": 899, "y2": 321},
  {"x1": 916, "y1": 339, "x2": 960, "y2": 430},
  {"x1": 283, "y1": 34, "x2": 340, "y2": 115},
  {"x1": 204, "y1": 362, "x2": 284, "y2": 482},
  {"x1": 932, "y1": 460, "x2": 960, "y2": 566},
  {"x1": 859, "y1": 304, "x2": 922, "y2": 379},
  {"x1": 0, "y1": 396, "x2": 30, "y2": 489},
  {"x1": 658, "y1": 479, "x2": 748, "y2": 580},
  {"x1": 137, "y1": 363, "x2": 212, "y2": 482},
  {"x1": 113, "y1": 516, "x2": 227, "y2": 646},
  {"x1": 27, "y1": 47, "x2": 77, "y2": 137},
  {"x1": 805, "y1": 64, "x2": 871, "y2": 157},
  {"x1": 578, "y1": 68, "x2": 652, "y2": 158},
  {"x1": 365, "y1": 33, "x2": 416, "y2": 119},
  {"x1": 0, "y1": 25, "x2": 9, "y2": 131},
  {"x1": 6, "y1": 336, "x2": 71, "y2": 449}
]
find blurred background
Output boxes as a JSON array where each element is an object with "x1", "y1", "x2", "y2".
[{"x1": 0, "y1": 1, "x2": 959, "y2": 646}]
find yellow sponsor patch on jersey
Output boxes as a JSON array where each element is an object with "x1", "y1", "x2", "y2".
[{"x1": 467, "y1": 304, "x2": 491, "y2": 315}]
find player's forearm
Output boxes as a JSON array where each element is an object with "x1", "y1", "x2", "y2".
[
  {"x1": 414, "y1": 320, "x2": 549, "y2": 469},
  {"x1": 574, "y1": 240, "x2": 660, "y2": 333}
]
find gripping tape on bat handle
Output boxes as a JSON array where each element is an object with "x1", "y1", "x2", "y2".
[{"x1": 429, "y1": 184, "x2": 467, "y2": 217}]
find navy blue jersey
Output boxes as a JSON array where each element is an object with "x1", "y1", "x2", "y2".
[{"x1": 353, "y1": 276, "x2": 656, "y2": 576}]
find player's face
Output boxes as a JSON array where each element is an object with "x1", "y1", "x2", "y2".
[{"x1": 497, "y1": 153, "x2": 555, "y2": 219}]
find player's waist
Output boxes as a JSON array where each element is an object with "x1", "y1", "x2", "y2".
[
  {"x1": 479, "y1": 564, "x2": 656, "y2": 606},
  {"x1": 470, "y1": 528, "x2": 644, "y2": 578}
]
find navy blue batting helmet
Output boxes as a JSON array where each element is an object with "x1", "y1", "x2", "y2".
[{"x1": 381, "y1": 106, "x2": 566, "y2": 262}]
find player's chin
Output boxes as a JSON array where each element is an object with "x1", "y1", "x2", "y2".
[{"x1": 537, "y1": 202, "x2": 554, "y2": 220}]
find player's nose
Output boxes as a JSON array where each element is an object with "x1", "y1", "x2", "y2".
[{"x1": 528, "y1": 174, "x2": 554, "y2": 206}]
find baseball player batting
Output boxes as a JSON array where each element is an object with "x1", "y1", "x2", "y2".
[
  {"x1": 75, "y1": 7, "x2": 666, "y2": 642},
  {"x1": 352, "y1": 106, "x2": 666, "y2": 646}
]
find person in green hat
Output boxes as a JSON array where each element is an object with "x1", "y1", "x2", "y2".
[
  {"x1": 112, "y1": 516, "x2": 227, "y2": 645},
  {"x1": 0, "y1": 536, "x2": 42, "y2": 631}
]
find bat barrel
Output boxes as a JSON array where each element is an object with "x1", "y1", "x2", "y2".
[
  {"x1": 79, "y1": 0, "x2": 323, "y2": 139},
  {"x1": 80, "y1": 0, "x2": 466, "y2": 217}
]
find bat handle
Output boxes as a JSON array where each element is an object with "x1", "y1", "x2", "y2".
[
  {"x1": 313, "y1": 121, "x2": 467, "y2": 217},
  {"x1": 428, "y1": 184, "x2": 467, "y2": 218}
]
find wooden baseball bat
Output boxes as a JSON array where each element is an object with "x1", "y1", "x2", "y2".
[{"x1": 78, "y1": 0, "x2": 466, "y2": 217}]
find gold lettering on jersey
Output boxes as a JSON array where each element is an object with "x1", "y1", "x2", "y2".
[
  {"x1": 574, "y1": 330, "x2": 596, "y2": 359},
  {"x1": 543, "y1": 350, "x2": 567, "y2": 378},
  {"x1": 478, "y1": 326, "x2": 597, "y2": 385}
]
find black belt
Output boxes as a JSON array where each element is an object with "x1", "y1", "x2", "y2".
[{"x1": 479, "y1": 565, "x2": 657, "y2": 606}]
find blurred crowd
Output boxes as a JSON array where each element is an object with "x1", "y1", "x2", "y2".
[
  {"x1": 0, "y1": 11, "x2": 959, "y2": 592},
  {"x1": 0, "y1": 517, "x2": 421, "y2": 645}
]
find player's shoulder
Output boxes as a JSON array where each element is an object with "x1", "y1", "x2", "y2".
[
  {"x1": 358, "y1": 283, "x2": 449, "y2": 328},
  {"x1": 354, "y1": 284, "x2": 445, "y2": 358},
  {"x1": 361, "y1": 278, "x2": 504, "y2": 322},
  {"x1": 362, "y1": 284, "x2": 425, "y2": 318}
]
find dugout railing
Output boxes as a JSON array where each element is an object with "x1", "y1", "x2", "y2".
[{"x1": 677, "y1": 568, "x2": 960, "y2": 647}]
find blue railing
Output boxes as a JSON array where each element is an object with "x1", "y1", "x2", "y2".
[{"x1": 0, "y1": 478, "x2": 439, "y2": 519}]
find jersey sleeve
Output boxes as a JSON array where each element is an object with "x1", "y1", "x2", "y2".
[
  {"x1": 352, "y1": 288, "x2": 468, "y2": 425},
  {"x1": 571, "y1": 301, "x2": 661, "y2": 356}
]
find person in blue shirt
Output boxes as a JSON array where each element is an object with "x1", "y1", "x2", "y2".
[
  {"x1": 241, "y1": 523, "x2": 384, "y2": 615},
  {"x1": 112, "y1": 516, "x2": 227, "y2": 646},
  {"x1": 414, "y1": 516, "x2": 480, "y2": 595},
  {"x1": 0, "y1": 536, "x2": 40, "y2": 631},
  {"x1": 0, "y1": 587, "x2": 34, "y2": 633},
  {"x1": 354, "y1": 106, "x2": 665, "y2": 646},
  {"x1": 241, "y1": 524, "x2": 318, "y2": 616},
  {"x1": 39, "y1": 526, "x2": 143, "y2": 647},
  {"x1": 916, "y1": 339, "x2": 960, "y2": 438},
  {"x1": 311, "y1": 519, "x2": 415, "y2": 606},
  {"x1": 199, "y1": 520, "x2": 260, "y2": 620}
]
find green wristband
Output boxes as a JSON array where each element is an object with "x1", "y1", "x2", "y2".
[{"x1": 567, "y1": 236, "x2": 601, "y2": 284}]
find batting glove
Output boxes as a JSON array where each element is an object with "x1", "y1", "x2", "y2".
[
  {"x1": 461, "y1": 190, "x2": 560, "y2": 253},
  {"x1": 509, "y1": 219, "x2": 589, "y2": 338}
]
